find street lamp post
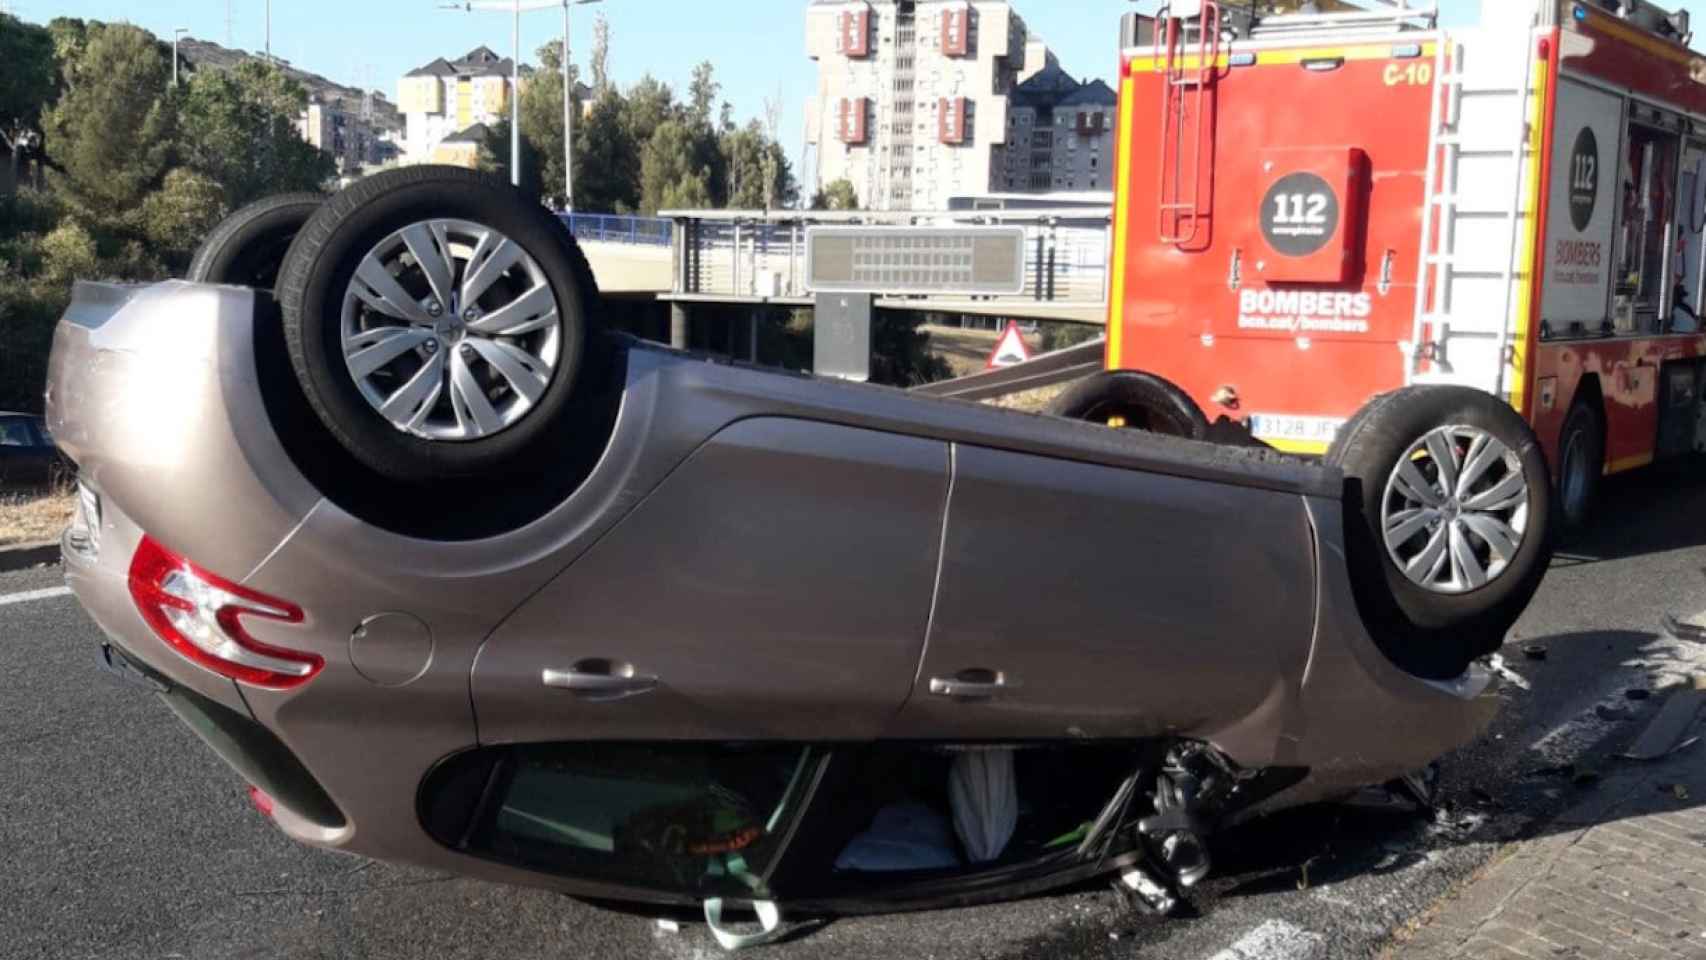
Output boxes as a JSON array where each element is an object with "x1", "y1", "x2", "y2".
[
  {"x1": 441, "y1": 0, "x2": 601, "y2": 202},
  {"x1": 562, "y1": 0, "x2": 602, "y2": 212},
  {"x1": 172, "y1": 28, "x2": 190, "y2": 87}
]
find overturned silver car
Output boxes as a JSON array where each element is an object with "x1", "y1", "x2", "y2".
[{"x1": 48, "y1": 169, "x2": 1549, "y2": 945}]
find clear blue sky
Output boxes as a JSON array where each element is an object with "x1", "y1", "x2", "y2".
[{"x1": 16, "y1": 0, "x2": 1706, "y2": 177}]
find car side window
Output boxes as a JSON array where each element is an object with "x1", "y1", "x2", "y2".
[{"x1": 0, "y1": 419, "x2": 34, "y2": 447}]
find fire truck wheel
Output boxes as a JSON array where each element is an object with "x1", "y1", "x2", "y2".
[
  {"x1": 188, "y1": 193, "x2": 325, "y2": 291},
  {"x1": 278, "y1": 165, "x2": 598, "y2": 483},
  {"x1": 1048, "y1": 370, "x2": 1211, "y2": 440},
  {"x1": 1556, "y1": 398, "x2": 1605, "y2": 535},
  {"x1": 1328, "y1": 386, "x2": 1554, "y2": 680}
]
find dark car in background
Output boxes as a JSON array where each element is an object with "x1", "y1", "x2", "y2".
[{"x1": 0, "y1": 412, "x2": 62, "y2": 491}]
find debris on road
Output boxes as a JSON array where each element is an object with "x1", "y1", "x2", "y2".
[
  {"x1": 1627, "y1": 688, "x2": 1653, "y2": 701},
  {"x1": 1522, "y1": 644, "x2": 1549, "y2": 661},
  {"x1": 1620, "y1": 687, "x2": 1706, "y2": 761},
  {"x1": 1662, "y1": 612, "x2": 1706, "y2": 644},
  {"x1": 1487, "y1": 654, "x2": 1532, "y2": 691}
]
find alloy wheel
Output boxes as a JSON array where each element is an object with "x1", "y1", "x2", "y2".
[
  {"x1": 339, "y1": 219, "x2": 562, "y2": 441},
  {"x1": 1380, "y1": 425, "x2": 1531, "y2": 595}
]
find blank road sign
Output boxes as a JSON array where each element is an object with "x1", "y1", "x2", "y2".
[{"x1": 806, "y1": 226, "x2": 1027, "y2": 296}]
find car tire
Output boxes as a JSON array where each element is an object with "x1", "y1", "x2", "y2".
[
  {"x1": 1048, "y1": 370, "x2": 1211, "y2": 440},
  {"x1": 1555, "y1": 396, "x2": 1604, "y2": 536},
  {"x1": 188, "y1": 193, "x2": 325, "y2": 290},
  {"x1": 1327, "y1": 386, "x2": 1554, "y2": 679},
  {"x1": 277, "y1": 166, "x2": 596, "y2": 483}
]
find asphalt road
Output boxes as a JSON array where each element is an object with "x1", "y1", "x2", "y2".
[{"x1": 4, "y1": 463, "x2": 1706, "y2": 960}]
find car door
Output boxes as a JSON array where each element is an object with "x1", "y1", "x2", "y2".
[
  {"x1": 888, "y1": 444, "x2": 1317, "y2": 741},
  {"x1": 471, "y1": 417, "x2": 950, "y2": 745}
]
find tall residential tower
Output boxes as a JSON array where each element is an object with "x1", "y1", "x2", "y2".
[{"x1": 805, "y1": 0, "x2": 1114, "y2": 210}]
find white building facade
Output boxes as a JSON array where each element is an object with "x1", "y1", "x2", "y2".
[
  {"x1": 806, "y1": 0, "x2": 1032, "y2": 211},
  {"x1": 397, "y1": 47, "x2": 515, "y2": 165}
]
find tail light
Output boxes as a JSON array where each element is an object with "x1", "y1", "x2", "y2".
[
  {"x1": 127, "y1": 536, "x2": 320, "y2": 690},
  {"x1": 248, "y1": 785, "x2": 277, "y2": 819}
]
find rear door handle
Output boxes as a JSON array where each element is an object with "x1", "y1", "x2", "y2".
[
  {"x1": 542, "y1": 660, "x2": 658, "y2": 701},
  {"x1": 929, "y1": 670, "x2": 1010, "y2": 701}
]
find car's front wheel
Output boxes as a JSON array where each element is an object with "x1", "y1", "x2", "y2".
[
  {"x1": 1328, "y1": 386, "x2": 1554, "y2": 679},
  {"x1": 278, "y1": 166, "x2": 596, "y2": 483}
]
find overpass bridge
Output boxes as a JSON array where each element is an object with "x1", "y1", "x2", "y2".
[{"x1": 568, "y1": 208, "x2": 1113, "y2": 348}]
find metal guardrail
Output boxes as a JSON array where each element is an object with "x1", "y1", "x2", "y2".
[
  {"x1": 911, "y1": 339, "x2": 1107, "y2": 402},
  {"x1": 560, "y1": 213, "x2": 673, "y2": 247},
  {"x1": 662, "y1": 208, "x2": 1112, "y2": 317}
]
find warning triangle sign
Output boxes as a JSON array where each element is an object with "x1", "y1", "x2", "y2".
[{"x1": 986, "y1": 321, "x2": 1033, "y2": 369}]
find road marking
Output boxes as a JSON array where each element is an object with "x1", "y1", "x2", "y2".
[
  {"x1": 0, "y1": 586, "x2": 72, "y2": 607},
  {"x1": 1207, "y1": 919, "x2": 1325, "y2": 960}
]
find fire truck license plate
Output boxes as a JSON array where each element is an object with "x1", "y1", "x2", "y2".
[{"x1": 1248, "y1": 414, "x2": 1345, "y2": 446}]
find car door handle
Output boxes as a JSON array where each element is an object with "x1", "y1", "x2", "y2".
[
  {"x1": 929, "y1": 670, "x2": 1010, "y2": 700},
  {"x1": 542, "y1": 661, "x2": 658, "y2": 700}
]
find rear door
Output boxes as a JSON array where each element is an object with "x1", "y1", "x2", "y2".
[
  {"x1": 888, "y1": 446, "x2": 1316, "y2": 740},
  {"x1": 471, "y1": 417, "x2": 949, "y2": 744}
]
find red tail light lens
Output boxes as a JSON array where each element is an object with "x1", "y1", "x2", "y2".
[
  {"x1": 127, "y1": 535, "x2": 320, "y2": 690},
  {"x1": 248, "y1": 785, "x2": 276, "y2": 819}
]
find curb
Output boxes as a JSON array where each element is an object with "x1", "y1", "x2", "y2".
[{"x1": 0, "y1": 541, "x2": 61, "y2": 574}]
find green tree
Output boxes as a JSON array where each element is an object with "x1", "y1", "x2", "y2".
[
  {"x1": 479, "y1": 118, "x2": 546, "y2": 199},
  {"x1": 0, "y1": 14, "x2": 57, "y2": 126},
  {"x1": 687, "y1": 61, "x2": 719, "y2": 128},
  {"x1": 36, "y1": 221, "x2": 99, "y2": 287},
  {"x1": 812, "y1": 178, "x2": 859, "y2": 211},
  {"x1": 574, "y1": 89, "x2": 639, "y2": 213},
  {"x1": 40, "y1": 22, "x2": 175, "y2": 213},
  {"x1": 721, "y1": 120, "x2": 796, "y2": 210},
  {"x1": 514, "y1": 39, "x2": 583, "y2": 209},
  {"x1": 175, "y1": 61, "x2": 333, "y2": 209},
  {"x1": 137, "y1": 168, "x2": 227, "y2": 255},
  {"x1": 589, "y1": 13, "x2": 611, "y2": 93},
  {"x1": 622, "y1": 75, "x2": 677, "y2": 148},
  {"x1": 45, "y1": 18, "x2": 92, "y2": 87},
  {"x1": 639, "y1": 119, "x2": 713, "y2": 214}
]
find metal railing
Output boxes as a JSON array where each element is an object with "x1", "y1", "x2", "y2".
[
  {"x1": 663, "y1": 208, "x2": 1113, "y2": 310},
  {"x1": 559, "y1": 213, "x2": 673, "y2": 247}
]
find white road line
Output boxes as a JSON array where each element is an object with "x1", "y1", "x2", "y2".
[
  {"x1": 0, "y1": 586, "x2": 72, "y2": 607},
  {"x1": 1207, "y1": 919, "x2": 1325, "y2": 960}
]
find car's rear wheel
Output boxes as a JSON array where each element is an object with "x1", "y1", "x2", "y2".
[
  {"x1": 278, "y1": 166, "x2": 596, "y2": 482},
  {"x1": 188, "y1": 193, "x2": 325, "y2": 290},
  {"x1": 1328, "y1": 386, "x2": 1553, "y2": 679},
  {"x1": 1048, "y1": 370, "x2": 1210, "y2": 440}
]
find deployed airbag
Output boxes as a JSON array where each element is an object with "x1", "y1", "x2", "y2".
[{"x1": 949, "y1": 749, "x2": 1018, "y2": 863}]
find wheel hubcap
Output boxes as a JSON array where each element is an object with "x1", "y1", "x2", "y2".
[
  {"x1": 1380, "y1": 425, "x2": 1530, "y2": 595},
  {"x1": 340, "y1": 218, "x2": 561, "y2": 441}
]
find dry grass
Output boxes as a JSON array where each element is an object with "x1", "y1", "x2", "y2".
[{"x1": 0, "y1": 488, "x2": 75, "y2": 548}]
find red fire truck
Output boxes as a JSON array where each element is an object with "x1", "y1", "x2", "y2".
[{"x1": 1105, "y1": 0, "x2": 1706, "y2": 531}]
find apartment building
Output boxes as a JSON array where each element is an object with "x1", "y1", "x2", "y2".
[
  {"x1": 398, "y1": 46, "x2": 515, "y2": 164},
  {"x1": 298, "y1": 97, "x2": 394, "y2": 173},
  {"x1": 806, "y1": 0, "x2": 1033, "y2": 211},
  {"x1": 1002, "y1": 63, "x2": 1117, "y2": 193},
  {"x1": 805, "y1": 1, "x2": 1116, "y2": 209}
]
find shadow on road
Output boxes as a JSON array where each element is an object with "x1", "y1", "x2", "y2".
[{"x1": 1553, "y1": 456, "x2": 1706, "y2": 567}]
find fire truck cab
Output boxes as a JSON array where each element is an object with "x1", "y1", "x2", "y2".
[{"x1": 1108, "y1": 0, "x2": 1706, "y2": 530}]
